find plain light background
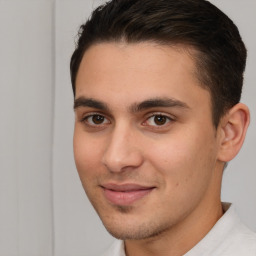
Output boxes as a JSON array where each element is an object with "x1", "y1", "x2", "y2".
[{"x1": 0, "y1": 0, "x2": 255, "y2": 255}]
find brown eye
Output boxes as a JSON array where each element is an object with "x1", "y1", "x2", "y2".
[
  {"x1": 92, "y1": 115, "x2": 105, "y2": 124},
  {"x1": 145, "y1": 114, "x2": 172, "y2": 127},
  {"x1": 84, "y1": 114, "x2": 110, "y2": 126},
  {"x1": 154, "y1": 115, "x2": 167, "y2": 125}
]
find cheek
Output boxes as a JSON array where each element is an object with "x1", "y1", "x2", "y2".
[
  {"x1": 145, "y1": 134, "x2": 217, "y2": 215},
  {"x1": 73, "y1": 129, "x2": 103, "y2": 179},
  {"x1": 146, "y1": 128, "x2": 216, "y2": 186},
  {"x1": 147, "y1": 135, "x2": 197, "y2": 171}
]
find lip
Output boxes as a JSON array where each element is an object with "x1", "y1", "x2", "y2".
[{"x1": 101, "y1": 183, "x2": 155, "y2": 206}]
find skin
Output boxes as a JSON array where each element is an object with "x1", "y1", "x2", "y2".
[{"x1": 73, "y1": 42, "x2": 250, "y2": 256}]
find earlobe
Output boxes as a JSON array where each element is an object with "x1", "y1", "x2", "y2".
[{"x1": 217, "y1": 103, "x2": 250, "y2": 162}]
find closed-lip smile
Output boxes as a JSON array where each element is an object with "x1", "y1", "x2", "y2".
[{"x1": 100, "y1": 183, "x2": 156, "y2": 206}]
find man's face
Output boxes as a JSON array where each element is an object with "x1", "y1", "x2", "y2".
[{"x1": 73, "y1": 42, "x2": 223, "y2": 240}]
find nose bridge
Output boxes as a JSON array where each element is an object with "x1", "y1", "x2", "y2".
[{"x1": 102, "y1": 121, "x2": 143, "y2": 172}]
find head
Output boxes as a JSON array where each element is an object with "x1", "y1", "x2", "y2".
[
  {"x1": 71, "y1": 0, "x2": 247, "y2": 127},
  {"x1": 71, "y1": 0, "x2": 250, "y2": 245}
]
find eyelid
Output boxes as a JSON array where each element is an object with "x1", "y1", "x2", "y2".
[
  {"x1": 80, "y1": 112, "x2": 111, "y2": 126},
  {"x1": 142, "y1": 112, "x2": 175, "y2": 127},
  {"x1": 145, "y1": 111, "x2": 175, "y2": 120},
  {"x1": 79, "y1": 111, "x2": 175, "y2": 129}
]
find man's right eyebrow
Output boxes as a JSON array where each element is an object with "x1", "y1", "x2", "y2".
[{"x1": 73, "y1": 97, "x2": 109, "y2": 111}]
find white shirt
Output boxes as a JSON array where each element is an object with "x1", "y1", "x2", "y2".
[{"x1": 101, "y1": 203, "x2": 256, "y2": 256}]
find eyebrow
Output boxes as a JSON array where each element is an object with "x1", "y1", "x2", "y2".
[
  {"x1": 129, "y1": 97, "x2": 190, "y2": 113},
  {"x1": 74, "y1": 97, "x2": 109, "y2": 111},
  {"x1": 73, "y1": 96, "x2": 190, "y2": 112}
]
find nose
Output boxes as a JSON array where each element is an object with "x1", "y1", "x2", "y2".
[{"x1": 101, "y1": 123, "x2": 144, "y2": 173}]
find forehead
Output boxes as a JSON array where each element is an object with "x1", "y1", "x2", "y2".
[
  {"x1": 75, "y1": 42, "x2": 210, "y2": 111},
  {"x1": 77, "y1": 42, "x2": 197, "y2": 83}
]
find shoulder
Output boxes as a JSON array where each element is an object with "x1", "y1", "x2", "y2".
[
  {"x1": 212, "y1": 204, "x2": 256, "y2": 255},
  {"x1": 220, "y1": 204, "x2": 256, "y2": 255},
  {"x1": 221, "y1": 219, "x2": 256, "y2": 255},
  {"x1": 186, "y1": 203, "x2": 256, "y2": 256}
]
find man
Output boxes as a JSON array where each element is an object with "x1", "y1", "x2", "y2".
[{"x1": 70, "y1": 0, "x2": 256, "y2": 255}]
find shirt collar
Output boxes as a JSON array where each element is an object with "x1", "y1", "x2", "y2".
[{"x1": 184, "y1": 202, "x2": 239, "y2": 256}]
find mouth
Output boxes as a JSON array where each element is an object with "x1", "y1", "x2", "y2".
[{"x1": 100, "y1": 183, "x2": 155, "y2": 206}]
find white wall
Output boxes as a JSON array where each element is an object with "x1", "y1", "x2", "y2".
[
  {"x1": 0, "y1": 1, "x2": 54, "y2": 255},
  {"x1": 0, "y1": 0, "x2": 255, "y2": 255}
]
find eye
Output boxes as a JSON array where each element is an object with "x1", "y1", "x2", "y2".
[
  {"x1": 82, "y1": 114, "x2": 110, "y2": 126},
  {"x1": 144, "y1": 114, "x2": 172, "y2": 127}
]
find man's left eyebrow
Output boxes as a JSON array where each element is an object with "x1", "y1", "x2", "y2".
[{"x1": 129, "y1": 97, "x2": 190, "y2": 112}]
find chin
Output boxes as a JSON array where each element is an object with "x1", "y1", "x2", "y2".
[{"x1": 101, "y1": 214, "x2": 171, "y2": 240}]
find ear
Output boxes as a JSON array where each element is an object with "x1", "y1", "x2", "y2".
[{"x1": 217, "y1": 103, "x2": 250, "y2": 162}]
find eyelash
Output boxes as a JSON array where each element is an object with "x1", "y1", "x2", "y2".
[
  {"x1": 80, "y1": 112, "x2": 110, "y2": 127},
  {"x1": 143, "y1": 113, "x2": 174, "y2": 127},
  {"x1": 80, "y1": 112, "x2": 174, "y2": 129}
]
